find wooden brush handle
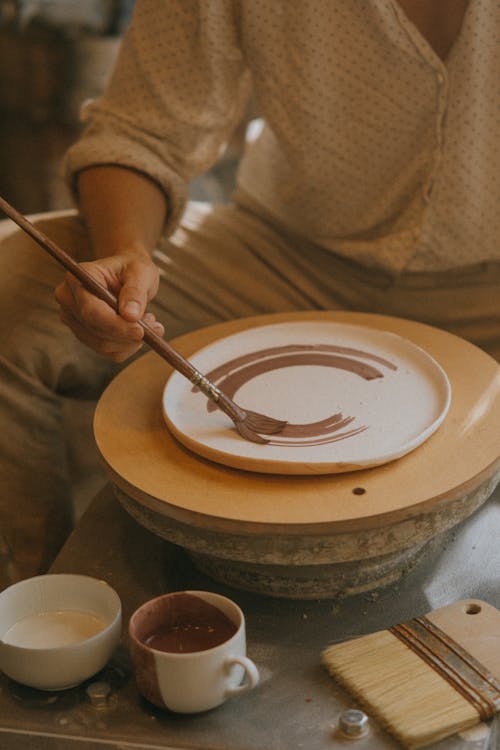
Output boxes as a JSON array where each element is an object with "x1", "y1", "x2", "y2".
[{"x1": 0, "y1": 196, "x2": 243, "y2": 421}]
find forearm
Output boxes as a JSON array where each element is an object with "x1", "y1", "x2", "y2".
[{"x1": 77, "y1": 166, "x2": 168, "y2": 260}]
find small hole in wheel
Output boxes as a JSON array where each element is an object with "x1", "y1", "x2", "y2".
[
  {"x1": 465, "y1": 603, "x2": 481, "y2": 615},
  {"x1": 352, "y1": 487, "x2": 366, "y2": 495}
]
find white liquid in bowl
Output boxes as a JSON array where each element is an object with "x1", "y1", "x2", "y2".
[{"x1": 2, "y1": 610, "x2": 107, "y2": 648}]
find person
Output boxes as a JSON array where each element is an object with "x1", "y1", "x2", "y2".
[{"x1": 0, "y1": 0, "x2": 498, "y2": 582}]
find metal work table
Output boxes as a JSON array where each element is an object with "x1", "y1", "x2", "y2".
[{"x1": 0, "y1": 482, "x2": 499, "y2": 750}]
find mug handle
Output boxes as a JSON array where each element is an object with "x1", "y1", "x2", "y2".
[{"x1": 224, "y1": 656, "x2": 260, "y2": 697}]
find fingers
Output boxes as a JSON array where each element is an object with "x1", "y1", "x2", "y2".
[
  {"x1": 54, "y1": 257, "x2": 164, "y2": 362},
  {"x1": 55, "y1": 279, "x2": 141, "y2": 362},
  {"x1": 57, "y1": 285, "x2": 165, "y2": 362},
  {"x1": 59, "y1": 304, "x2": 143, "y2": 362}
]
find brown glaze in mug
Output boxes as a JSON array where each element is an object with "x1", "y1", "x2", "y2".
[{"x1": 128, "y1": 591, "x2": 259, "y2": 713}]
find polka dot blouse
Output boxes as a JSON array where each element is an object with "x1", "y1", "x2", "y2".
[{"x1": 65, "y1": 0, "x2": 500, "y2": 274}]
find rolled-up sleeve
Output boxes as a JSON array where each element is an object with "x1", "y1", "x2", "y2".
[{"x1": 64, "y1": 0, "x2": 251, "y2": 233}]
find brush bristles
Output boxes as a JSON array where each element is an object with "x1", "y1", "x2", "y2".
[{"x1": 322, "y1": 630, "x2": 480, "y2": 749}]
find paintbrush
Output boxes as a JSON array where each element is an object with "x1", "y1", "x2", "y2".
[
  {"x1": 0, "y1": 195, "x2": 287, "y2": 444},
  {"x1": 322, "y1": 599, "x2": 500, "y2": 749}
]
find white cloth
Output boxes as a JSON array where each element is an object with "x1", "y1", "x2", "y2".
[{"x1": 64, "y1": 0, "x2": 500, "y2": 274}]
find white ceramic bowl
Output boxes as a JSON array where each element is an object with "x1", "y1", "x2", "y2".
[{"x1": 0, "y1": 574, "x2": 122, "y2": 690}]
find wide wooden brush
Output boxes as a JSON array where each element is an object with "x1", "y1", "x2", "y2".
[
  {"x1": 322, "y1": 599, "x2": 500, "y2": 749},
  {"x1": 0, "y1": 195, "x2": 287, "y2": 444}
]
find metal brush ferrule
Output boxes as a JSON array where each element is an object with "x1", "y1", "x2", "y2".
[{"x1": 190, "y1": 371, "x2": 221, "y2": 403}]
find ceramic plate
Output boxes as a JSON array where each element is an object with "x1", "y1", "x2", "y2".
[{"x1": 162, "y1": 322, "x2": 451, "y2": 474}]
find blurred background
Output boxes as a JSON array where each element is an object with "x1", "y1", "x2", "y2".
[
  {"x1": 0, "y1": 0, "x2": 243, "y2": 220},
  {"x1": 0, "y1": 1, "x2": 133, "y2": 216}
]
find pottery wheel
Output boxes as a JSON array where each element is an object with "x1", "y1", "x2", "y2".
[{"x1": 93, "y1": 311, "x2": 500, "y2": 598}]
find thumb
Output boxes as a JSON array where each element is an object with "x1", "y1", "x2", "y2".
[{"x1": 118, "y1": 261, "x2": 156, "y2": 322}]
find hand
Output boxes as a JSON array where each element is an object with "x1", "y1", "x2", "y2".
[{"x1": 55, "y1": 251, "x2": 164, "y2": 362}]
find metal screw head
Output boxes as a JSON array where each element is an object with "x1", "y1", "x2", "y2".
[
  {"x1": 86, "y1": 681, "x2": 112, "y2": 708},
  {"x1": 338, "y1": 709, "x2": 369, "y2": 738}
]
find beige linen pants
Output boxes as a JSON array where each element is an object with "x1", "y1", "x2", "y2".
[{"x1": 0, "y1": 200, "x2": 498, "y2": 581}]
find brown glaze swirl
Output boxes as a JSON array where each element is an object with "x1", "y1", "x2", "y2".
[{"x1": 192, "y1": 343, "x2": 397, "y2": 446}]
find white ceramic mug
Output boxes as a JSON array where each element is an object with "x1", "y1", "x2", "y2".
[{"x1": 128, "y1": 590, "x2": 259, "y2": 713}]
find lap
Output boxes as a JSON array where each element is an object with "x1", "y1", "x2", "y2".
[
  {"x1": 149, "y1": 201, "x2": 336, "y2": 340},
  {"x1": 0, "y1": 211, "x2": 117, "y2": 395},
  {"x1": 1, "y1": 202, "x2": 498, "y2": 366},
  {"x1": 152, "y1": 201, "x2": 500, "y2": 361}
]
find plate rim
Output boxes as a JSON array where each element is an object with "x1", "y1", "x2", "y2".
[{"x1": 162, "y1": 320, "x2": 452, "y2": 475}]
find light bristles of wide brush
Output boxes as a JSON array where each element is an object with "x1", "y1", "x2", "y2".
[{"x1": 322, "y1": 630, "x2": 479, "y2": 749}]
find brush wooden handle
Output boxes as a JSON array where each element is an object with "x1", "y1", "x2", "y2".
[
  {"x1": 0, "y1": 195, "x2": 244, "y2": 422},
  {"x1": 425, "y1": 599, "x2": 500, "y2": 678}
]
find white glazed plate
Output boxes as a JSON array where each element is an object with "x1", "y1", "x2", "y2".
[{"x1": 162, "y1": 322, "x2": 451, "y2": 475}]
